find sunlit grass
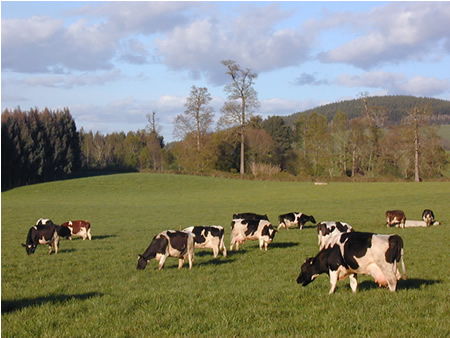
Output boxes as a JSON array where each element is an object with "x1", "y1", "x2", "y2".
[{"x1": 2, "y1": 173, "x2": 449, "y2": 336}]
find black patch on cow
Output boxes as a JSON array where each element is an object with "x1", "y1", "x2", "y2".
[
  {"x1": 57, "y1": 225, "x2": 72, "y2": 239},
  {"x1": 279, "y1": 213, "x2": 296, "y2": 223},
  {"x1": 191, "y1": 227, "x2": 206, "y2": 244},
  {"x1": 317, "y1": 223, "x2": 331, "y2": 236},
  {"x1": 340, "y1": 232, "x2": 373, "y2": 270},
  {"x1": 142, "y1": 235, "x2": 168, "y2": 259},
  {"x1": 243, "y1": 220, "x2": 260, "y2": 236},
  {"x1": 166, "y1": 231, "x2": 188, "y2": 253},
  {"x1": 233, "y1": 213, "x2": 269, "y2": 221},
  {"x1": 335, "y1": 222, "x2": 347, "y2": 233},
  {"x1": 385, "y1": 235, "x2": 403, "y2": 264}
]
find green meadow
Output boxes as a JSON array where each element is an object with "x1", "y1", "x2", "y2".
[{"x1": 2, "y1": 173, "x2": 449, "y2": 336}]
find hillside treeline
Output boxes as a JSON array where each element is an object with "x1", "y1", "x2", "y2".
[
  {"x1": 2, "y1": 107, "x2": 81, "y2": 190},
  {"x1": 284, "y1": 96, "x2": 450, "y2": 126}
]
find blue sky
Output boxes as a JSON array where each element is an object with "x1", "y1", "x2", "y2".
[{"x1": 2, "y1": 1, "x2": 450, "y2": 142}]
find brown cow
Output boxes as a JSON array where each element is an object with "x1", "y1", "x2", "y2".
[
  {"x1": 60, "y1": 220, "x2": 92, "y2": 240},
  {"x1": 385, "y1": 210, "x2": 406, "y2": 229}
]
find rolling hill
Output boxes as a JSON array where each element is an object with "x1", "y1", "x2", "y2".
[{"x1": 282, "y1": 95, "x2": 450, "y2": 126}]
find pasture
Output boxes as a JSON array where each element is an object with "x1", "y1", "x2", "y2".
[{"x1": 2, "y1": 173, "x2": 449, "y2": 336}]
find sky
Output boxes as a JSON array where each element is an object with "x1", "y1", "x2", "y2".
[{"x1": 2, "y1": 1, "x2": 450, "y2": 142}]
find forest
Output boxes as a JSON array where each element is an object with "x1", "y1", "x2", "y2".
[{"x1": 2, "y1": 95, "x2": 448, "y2": 191}]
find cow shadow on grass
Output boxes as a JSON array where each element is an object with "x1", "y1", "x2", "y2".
[
  {"x1": 270, "y1": 242, "x2": 300, "y2": 249},
  {"x1": 57, "y1": 248, "x2": 77, "y2": 253},
  {"x1": 2, "y1": 292, "x2": 104, "y2": 314},
  {"x1": 195, "y1": 257, "x2": 237, "y2": 267},
  {"x1": 358, "y1": 278, "x2": 442, "y2": 291},
  {"x1": 91, "y1": 234, "x2": 117, "y2": 241}
]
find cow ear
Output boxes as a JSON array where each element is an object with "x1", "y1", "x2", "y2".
[{"x1": 21, "y1": 243, "x2": 26, "y2": 247}]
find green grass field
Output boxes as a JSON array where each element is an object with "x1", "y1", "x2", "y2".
[{"x1": 2, "y1": 173, "x2": 449, "y2": 336}]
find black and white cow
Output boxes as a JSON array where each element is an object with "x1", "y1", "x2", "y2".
[
  {"x1": 296, "y1": 232, "x2": 406, "y2": 294},
  {"x1": 317, "y1": 221, "x2": 354, "y2": 250},
  {"x1": 422, "y1": 209, "x2": 435, "y2": 227},
  {"x1": 137, "y1": 230, "x2": 195, "y2": 270},
  {"x1": 183, "y1": 226, "x2": 227, "y2": 258},
  {"x1": 385, "y1": 210, "x2": 406, "y2": 228},
  {"x1": 278, "y1": 212, "x2": 316, "y2": 230},
  {"x1": 232, "y1": 213, "x2": 269, "y2": 221},
  {"x1": 23, "y1": 220, "x2": 60, "y2": 255},
  {"x1": 230, "y1": 219, "x2": 277, "y2": 251}
]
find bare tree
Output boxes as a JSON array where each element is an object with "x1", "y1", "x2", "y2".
[
  {"x1": 405, "y1": 104, "x2": 432, "y2": 182},
  {"x1": 220, "y1": 60, "x2": 259, "y2": 175},
  {"x1": 146, "y1": 111, "x2": 162, "y2": 135},
  {"x1": 174, "y1": 86, "x2": 214, "y2": 151}
]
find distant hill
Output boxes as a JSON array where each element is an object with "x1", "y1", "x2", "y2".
[{"x1": 283, "y1": 95, "x2": 450, "y2": 126}]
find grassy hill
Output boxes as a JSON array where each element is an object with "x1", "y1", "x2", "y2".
[
  {"x1": 2, "y1": 173, "x2": 449, "y2": 336},
  {"x1": 283, "y1": 95, "x2": 450, "y2": 126}
]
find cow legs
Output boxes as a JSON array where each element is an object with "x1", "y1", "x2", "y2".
[
  {"x1": 212, "y1": 246, "x2": 219, "y2": 258},
  {"x1": 87, "y1": 228, "x2": 92, "y2": 240},
  {"x1": 51, "y1": 237, "x2": 59, "y2": 255},
  {"x1": 220, "y1": 239, "x2": 227, "y2": 258},
  {"x1": 158, "y1": 254, "x2": 168, "y2": 270},
  {"x1": 386, "y1": 273, "x2": 398, "y2": 292},
  {"x1": 349, "y1": 274, "x2": 358, "y2": 293},
  {"x1": 177, "y1": 258, "x2": 185, "y2": 269},
  {"x1": 328, "y1": 270, "x2": 339, "y2": 294},
  {"x1": 230, "y1": 239, "x2": 235, "y2": 251},
  {"x1": 187, "y1": 253, "x2": 193, "y2": 270}
]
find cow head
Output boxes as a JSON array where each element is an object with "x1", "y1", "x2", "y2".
[
  {"x1": 296, "y1": 257, "x2": 320, "y2": 286},
  {"x1": 137, "y1": 255, "x2": 149, "y2": 270},
  {"x1": 22, "y1": 243, "x2": 36, "y2": 255},
  {"x1": 262, "y1": 224, "x2": 277, "y2": 242}
]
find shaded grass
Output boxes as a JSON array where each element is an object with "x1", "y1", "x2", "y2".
[{"x1": 2, "y1": 173, "x2": 449, "y2": 336}]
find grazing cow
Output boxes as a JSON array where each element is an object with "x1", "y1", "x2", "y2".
[
  {"x1": 137, "y1": 230, "x2": 195, "y2": 270},
  {"x1": 385, "y1": 210, "x2": 406, "y2": 228},
  {"x1": 230, "y1": 219, "x2": 277, "y2": 251},
  {"x1": 422, "y1": 209, "x2": 435, "y2": 227},
  {"x1": 60, "y1": 220, "x2": 92, "y2": 240},
  {"x1": 278, "y1": 212, "x2": 316, "y2": 230},
  {"x1": 296, "y1": 232, "x2": 406, "y2": 294},
  {"x1": 183, "y1": 225, "x2": 227, "y2": 258},
  {"x1": 317, "y1": 221, "x2": 354, "y2": 250},
  {"x1": 23, "y1": 222, "x2": 60, "y2": 255},
  {"x1": 232, "y1": 213, "x2": 269, "y2": 221}
]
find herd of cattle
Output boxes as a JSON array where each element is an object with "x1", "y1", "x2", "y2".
[
  {"x1": 25, "y1": 209, "x2": 438, "y2": 294},
  {"x1": 22, "y1": 218, "x2": 91, "y2": 255}
]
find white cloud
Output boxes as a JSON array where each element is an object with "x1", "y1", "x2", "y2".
[
  {"x1": 156, "y1": 4, "x2": 312, "y2": 85},
  {"x1": 336, "y1": 71, "x2": 450, "y2": 96},
  {"x1": 317, "y1": 2, "x2": 450, "y2": 69}
]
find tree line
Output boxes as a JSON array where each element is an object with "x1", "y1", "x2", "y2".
[
  {"x1": 2, "y1": 107, "x2": 81, "y2": 190},
  {"x1": 2, "y1": 61, "x2": 448, "y2": 190}
]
